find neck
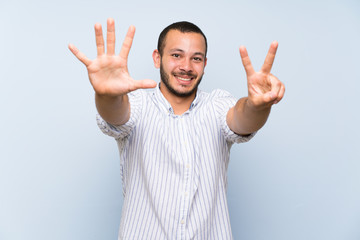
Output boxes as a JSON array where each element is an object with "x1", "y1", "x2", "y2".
[{"x1": 159, "y1": 83, "x2": 196, "y2": 115}]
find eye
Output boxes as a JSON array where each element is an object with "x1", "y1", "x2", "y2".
[
  {"x1": 172, "y1": 54, "x2": 180, "y2": 58},
  {"x1": 193, "y1": 57, "x2": 203, "y2": 62}
]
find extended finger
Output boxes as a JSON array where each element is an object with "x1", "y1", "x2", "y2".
[
  {"x1": 119, "y1": 25, "x2": 135, "y2": 60},
  {"x1": 106, "y1": 18, "x2": 116, "y2": 55},
  {"x1": 68, "y1": 43, "x2": 91, "y2": 66},
  {"x1": 239, "y1": 46, "x2": 255, "y2": 76},
  {"x1": 94, "y1": 23, "x2": 104, "y2": 56},
  {"x1": 261, "y1": 41, "x2": 278, "y2": 74}
]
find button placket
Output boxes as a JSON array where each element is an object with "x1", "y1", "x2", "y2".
[{"x1": 178, "y1": 116, "x2": 194, "y2": 239}]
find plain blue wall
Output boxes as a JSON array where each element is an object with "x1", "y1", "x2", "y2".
[{"x1": 1, "y1": 0, "x2": 359, "y2": 239}]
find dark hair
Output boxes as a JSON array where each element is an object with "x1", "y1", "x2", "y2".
[{"x1": 157, "y1": 21, "x2": 207, "y2": 57}]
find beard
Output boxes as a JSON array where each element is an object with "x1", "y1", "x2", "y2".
[{"x1": 160, "y1": 63, "x2": 203, "y2": 98}]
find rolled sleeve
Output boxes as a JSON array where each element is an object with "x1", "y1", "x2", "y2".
[
  {"x1": 96, "y1": 90, "x2": 143, "y2": 140},
  {"x1": 212, "y1": 89, "x2": 256, "y2": 144}
]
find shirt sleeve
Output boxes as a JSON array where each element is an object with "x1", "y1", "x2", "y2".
[
  {"x1": 96, "y1": 90, "x2": 143, "y2": 140},
  {"x1": 212, "y1": 89, "x2": 256, "y2": 144}
]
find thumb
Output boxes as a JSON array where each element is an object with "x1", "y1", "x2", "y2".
[{"x1": 133, "y1": 79, "x2": 157, "y2": 90}]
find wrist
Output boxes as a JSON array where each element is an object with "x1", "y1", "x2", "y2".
[
  {"x1": 244, "y1": 97, "x2": 272, "y2": 115},
  {"x1": 95, "y1": 92, "x2": 126, "y2": 101}
]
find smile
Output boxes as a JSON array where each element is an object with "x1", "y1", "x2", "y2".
[
  {"x1": 176, "y1": 76, "x2": 193, "y2": 81},
  {"x1": 173, "y1": 73, "x2": 196, "y2": 84}
]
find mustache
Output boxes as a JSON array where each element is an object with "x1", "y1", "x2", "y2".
[{"x1": 173, "y1": 71, "x2": 197, "y2": 78}]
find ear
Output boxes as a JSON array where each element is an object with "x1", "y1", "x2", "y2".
[
  {"x1": 204, "y1": 57, "x2": 207, "y2": 67},
  {"x1": 152, "y1": 49, "x2": 161, "y2": 69}
]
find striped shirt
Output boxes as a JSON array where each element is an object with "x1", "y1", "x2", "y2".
[{"x1": 97, "y1": 85, "x2": 255, "y2": 240}]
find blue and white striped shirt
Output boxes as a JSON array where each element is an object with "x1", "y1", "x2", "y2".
[{"x1": 97, "y1": 85, "x2": 255, "y2": 240}]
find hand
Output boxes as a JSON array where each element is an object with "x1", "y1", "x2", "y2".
[
  {"x1": 68, "y1": 18, "x2": 157, "y2": 97},
  {"x1": 239, "y1": 41, "x2": 285, "y2": 110}
]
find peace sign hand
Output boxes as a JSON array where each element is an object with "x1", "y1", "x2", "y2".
[
  {"x1": 68, "y1": 18, "x2": 157, "y2": 97},
  {"x1": 240, "y1": 41, "x2": 285, "y2": 111}
]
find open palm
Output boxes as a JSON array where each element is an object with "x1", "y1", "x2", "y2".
[{"x1": 69, "y1": 18, "x2": 156, "y2": 97}]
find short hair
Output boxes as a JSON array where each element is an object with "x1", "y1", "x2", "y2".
[{"x1": 157, "y1": 21, "x2": 208, "y2": 57}]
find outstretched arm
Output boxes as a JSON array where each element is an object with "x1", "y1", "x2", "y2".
[
  {"x1": 227, "y1": 41, "x2": 285, "y2": 135},
  {"x1": 68, "y1": 18, "x2": 157, "y2": 125}
]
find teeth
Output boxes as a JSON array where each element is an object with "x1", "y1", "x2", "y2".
[{"x1": 177, "y1": 76, "x2": 191, "y2": 81}]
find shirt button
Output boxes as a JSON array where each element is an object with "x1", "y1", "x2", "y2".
[
  {"x1": 184, "y1": 191, "x2": 188, "y2": 196},
  {"x1": 186, "y1": 164, "x2": 190, "y2": 169},
  {"x1": 181, "y1": 220, "x2": 185, "y2": 224}
]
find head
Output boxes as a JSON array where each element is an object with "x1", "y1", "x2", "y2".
[
  {"x1": 157, "y1": 21, "x2": 208, "y2": 58},
  {"x1": 153, "y1": 21, "x2": 208, "y2": 98}
]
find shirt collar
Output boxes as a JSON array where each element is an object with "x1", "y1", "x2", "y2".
[{"x1": 153, "y1": 83, "x2": 202, "y2": 115}]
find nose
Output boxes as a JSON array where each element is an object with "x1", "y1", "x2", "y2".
[{"x1": 179, "y1": 58, "x2": 193, "y2": 72}]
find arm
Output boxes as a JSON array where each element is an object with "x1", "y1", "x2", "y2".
[
  {"x1": 95, "y1": 94, "x2": 130, "y2": 126},
  {"x1": 227, "y1": 41, "x2": 285, "y2": 135},
  {"x1": 68, "y1": 18, "x2": 157, "y2": 126}
]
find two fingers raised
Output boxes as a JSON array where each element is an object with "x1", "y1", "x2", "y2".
[{"x1": 239, "y1": 41, "x2": 278, "y2": 76}]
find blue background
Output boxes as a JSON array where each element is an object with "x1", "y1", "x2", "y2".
[{"x1": 1, "y1": 0, "x2": 359, "y2": 239}]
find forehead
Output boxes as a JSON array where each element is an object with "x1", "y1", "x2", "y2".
[{"x1": 163, "y1": 30, "x2": 206, "y2": 53}]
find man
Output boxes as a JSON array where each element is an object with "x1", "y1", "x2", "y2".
[{"x1": 69, "y1": 18, "x2": 285, "y2": 240}]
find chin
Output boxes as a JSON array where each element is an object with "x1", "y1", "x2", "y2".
[
  {"x1": 168, "y1": 84, "x2": 198, "y2": 98},
  {"x1": 160, "y1": 65, "x2": 203, "y2": 98}
]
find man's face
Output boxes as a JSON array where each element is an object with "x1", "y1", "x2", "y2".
[{"x1": 156, "y1": 30, "x2": 207, "y2": 98}]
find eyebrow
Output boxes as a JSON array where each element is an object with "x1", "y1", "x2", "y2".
[{"x1": 169, "y1": 48, "x2": 205, "y2": 58}]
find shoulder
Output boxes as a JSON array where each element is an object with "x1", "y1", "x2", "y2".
[
  {"x1": 206, "y1": 89, "x2": 237, "y2": 106},
  {"x1": 128, "y1": 88, "x2": 148, "y2": 99},
  {"x1": 196, "y1": 89, "x2": 234, "y2": 102},
  {"x1": 128, "y1": 88, "x2": 157, "y2": 107},
  {"x1": 194, "y1": 89, "x2": 237, "y2": 110},
  {"x1": 210, "y1": 89, "x2": 234, "y2": 98}
]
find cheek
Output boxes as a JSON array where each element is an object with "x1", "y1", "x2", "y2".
[
  {"x1": 195, "y1": 64, "x2": 205, "y2": 75},
  {"x1": 168, "y1": 59, "x2": 179, "y2": 68},
  {"x1": 162, "y1": 58, "x2": 178, "y2": 71}
]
